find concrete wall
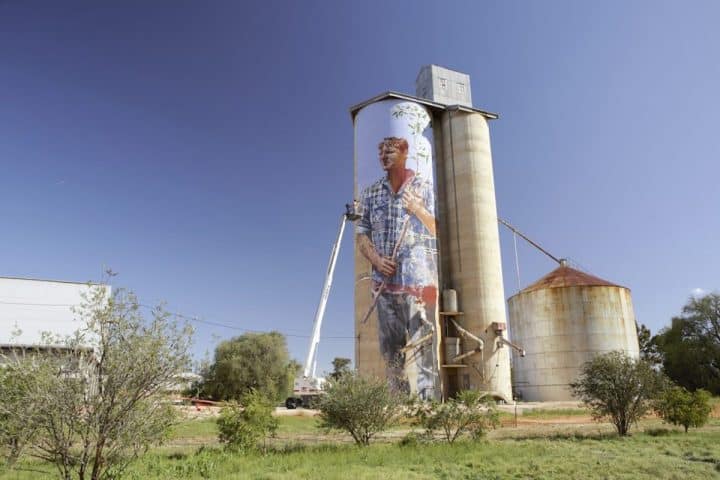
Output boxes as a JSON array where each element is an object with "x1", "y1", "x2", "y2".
[
  {"x1": 508, "y1": 285, "x2": 640, "y2": 401},
  {"x1": 0, "y1": 277, "x2": 109, "y2": 345},
  {"x1": 416, "y1": 65, "x2": 473, "y2": 107},
  {"x1": 354, "y1": 239, "x2": 386, "y2": 379},
  {"x1": 438, "y1": 110, "x2": 512, "y2": 402},
  {"x1": 353, "y1": 100, "x2": 442, "y2": 399}
]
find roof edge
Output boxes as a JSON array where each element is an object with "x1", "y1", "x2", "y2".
[
  {"x1": 506, "y1": 265, "x2": 630, "y2": 301},
  {"x1": 349, "y1": 91, "x2": 499, "y2": 120},
  {"x1": 0, "y1": 276, "x2": 105, "y2": 286}
]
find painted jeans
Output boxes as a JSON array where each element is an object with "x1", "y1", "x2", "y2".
[{"x1": 377, "y1": 291, "x2": 437, "y2": 400}]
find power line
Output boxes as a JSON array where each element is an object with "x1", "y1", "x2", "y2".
[
  {"x1": 139, "y1": 304, "x2": 355, "y2": 339},
  {"x1": 0, "y1": 301, "x2": 76, "y2": 307},
  {"x1": 0, "y1": 300, "x2": 355, "y2": 340}
]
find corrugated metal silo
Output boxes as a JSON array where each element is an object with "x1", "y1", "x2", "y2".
[{"x1": 508, "y1": 263, "x2": 640, "y2": 402}]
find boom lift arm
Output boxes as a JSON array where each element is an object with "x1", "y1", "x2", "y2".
[
  {"x1": 303, "y1": 204, "x2": 360, "y2": 378},
  {"x1": 286, "y1": 203, "x2": 359, "y2": 409}
]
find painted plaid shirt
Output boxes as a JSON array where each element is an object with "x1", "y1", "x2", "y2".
[{"x1": 357, "y1": 172, "x2": 438, "y2": 289}]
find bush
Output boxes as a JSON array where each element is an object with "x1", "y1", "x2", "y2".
[
  {"x1": 413, "y1": 390, "x2": 499, "y2": 444},
  {"x1": 0, "y1": 286, "x2": 192, "y2": 480},
  {"x1": 217, "y1": 390, "x2": 278, "y2": 452},
  {"x1": 0, "y1": 358, "x2": 49, "y2": 465},
  {"x1": 317, "y1": 372, "x2": 403, "y2": 446},
  {"x1": 398, "y1": 431, "x2": 424, "y2": 447},
  {"x1": 654, "y1": 386, "x2": 712, "y2": 433},
  {"x1": 199, "y1": 332, "x2": 297, "y2": 403},
  {"x1": 570, "y1": 351, "x2": 664, "y2": 436}
]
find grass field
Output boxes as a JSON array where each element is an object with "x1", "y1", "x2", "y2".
[
  {"x1": 519, "y1": 408, "x2": 590, "y2": 418},
  {"x1": 3, "y1": 413, "x2": 720, "y2": 479}
]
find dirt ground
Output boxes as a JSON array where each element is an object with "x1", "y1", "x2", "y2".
[{"x1": 177, "y1": 399, "x2": 720, "y2": 432}]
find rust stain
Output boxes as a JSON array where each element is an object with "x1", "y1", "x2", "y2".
[{"x1": 517, "y1": 266, "x2": 624, "y2": 295}]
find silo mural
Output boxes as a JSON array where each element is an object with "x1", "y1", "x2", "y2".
[{"x1": 354, "y1": 99, "x2": 441, "y2": 400}]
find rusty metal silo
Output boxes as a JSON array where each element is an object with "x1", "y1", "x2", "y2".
[{"x1": 508, "y1": 262, "x2": 640, "y2": 402}]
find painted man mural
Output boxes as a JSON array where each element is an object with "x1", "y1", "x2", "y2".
[{"x1": 356, "y1": 106, "x2": 440, "y2": 400}]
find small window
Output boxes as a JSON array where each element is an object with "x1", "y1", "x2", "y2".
[
  {"x1": 439, "y1": 78, "x2": 448, "y2": 90},
  {"x1": 457, "y1": 83, "x2": 465, "y2": 95}
]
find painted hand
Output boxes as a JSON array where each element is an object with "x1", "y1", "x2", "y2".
[
  {"x1": 402, "y1": 190, "x2": 424, "y2": 216},
  {"x1": 375, "y1": 256, "x2": 396, "y2": 277}
]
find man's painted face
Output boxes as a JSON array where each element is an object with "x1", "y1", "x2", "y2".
[{"x1": 378, "y1": 139, "x2": 408, "y2": 171}]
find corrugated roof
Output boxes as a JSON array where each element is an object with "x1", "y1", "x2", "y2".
[{"x1": 519, "y1": 265, "x2": 624, "y2": 294}]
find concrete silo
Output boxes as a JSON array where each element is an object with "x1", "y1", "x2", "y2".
[
  {"x1": 351, "y1": 65, "x2": 513, "y2": 402},
  {"x1": 435, "y1": 106, "x2": 512, "y2": 402},
  {"x1": 508, "y1": 262, "x2": 640, "y2": 402}
]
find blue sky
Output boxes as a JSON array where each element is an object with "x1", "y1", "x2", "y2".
[{"x1": 1, "y1": 1, "x2": 718, "y2": 373}]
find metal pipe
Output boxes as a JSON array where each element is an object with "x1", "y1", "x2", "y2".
[
  {"x1": 451, "y1": 347, "x2": 482, "y2": 364},
  {"x1": 449, "y1": 318, "x2": 484, "y2": 349},
  {"x1": 498, "y1": 218, "x2": 562, "y2": 265},
  {"x1": 400, "y1": 332, "x2": 433, "y2": 353},
  {"x1": 497, "y1": 337, "x2": 526, "y2": 357}
]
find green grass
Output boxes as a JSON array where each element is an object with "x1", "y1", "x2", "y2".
[
  {"x1": 4, "y1": 417, "x2": 720, "y2": 479},
  {"x1": 100, "y1": 428, "x2": 720, "y2": 479},
  {"x1": 521, "y1": 408, "x2": 590, "y2": 418},
  {"x1": 4, "y1": 426, "x2": 720, "y2": 479},
  {"x1": 276, "y1": 415, "x2": 322, "y2": 436},
  {"x1": 170, "y1": 418, "x2": 218, "y2": 440},
  {"x1": 169, "y1": 415, "x2": 321, "y2": 442}
]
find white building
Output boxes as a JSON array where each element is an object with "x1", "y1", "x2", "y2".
[{"x1": 0, "y1": 276, "x2": 110, "y2": 346}]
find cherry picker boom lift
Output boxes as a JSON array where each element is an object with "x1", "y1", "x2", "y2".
[{"x1": 285, "y1": 203, "x2": 360, "y2": 409}]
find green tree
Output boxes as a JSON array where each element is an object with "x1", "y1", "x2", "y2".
[
  {"x1": 329, "y1": 357, "x2": 352, "y2": 380},
  {"x1": 199, "y1": 332, "x2": 295, "y2": 403},
  {"x1": 654, "y1": 293, "x2": 720, "y2": 394},
  {"x1": 217, "y1": 390, "x2": 278, "y2": 452},
  {"x1": 317, "y1": 371, "x2": 403, "y2": 446},
  {"x1": 570, "y1": 351, "x2": 664, "y2": 436},
  {"x1": 413, "y1": 390, "x2": 499, "y2": 444},
  {"x1": 636, "y1": 322, "x2": 662, "y2": 366},
  {"x1": 0, "y1": 354, "x2": 52, "y2": 465},
  {"x1": 0, "y1": 286, "x2": 192, "y2": 480},
  {"x1": 654, "y1": 386, "x2": 712, "y2": 433}
]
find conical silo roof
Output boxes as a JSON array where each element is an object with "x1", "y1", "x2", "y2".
[{"x1": 519, "y1": 265, "x2": 623, "y2": 294}]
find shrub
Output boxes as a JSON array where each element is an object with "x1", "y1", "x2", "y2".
[
  {"x1": 570, "y1": 351, "x2": 664, "y2": 436},
  {"x1": 0, "y1": 286, "x2": 191, "y2": 480},
  {"x1": 317, "y1": 372, "x2": 403, "y2": 446},
  {"x1": 217, "y1": 390, "x2": 278, "y2": 452},
  {"x1": 398, "y1": 431, "x2": 423, "y2": 447},
  {"x1": 413, "y1": 390, "x2": 499, "y2": 444},
  {"x1": 199, "y1": 332, "x2": 297, "y2": 403},
  {"x1": 654, "y1": 386, "x2": 712, "y2": 433}
]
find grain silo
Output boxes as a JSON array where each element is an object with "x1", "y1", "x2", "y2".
[
  {"x1": 508, "y1": 261, "x2": 640, "y2": 402},
  {"x1": 351, "y1": 65, "x2": 513, "y2": 402}
]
